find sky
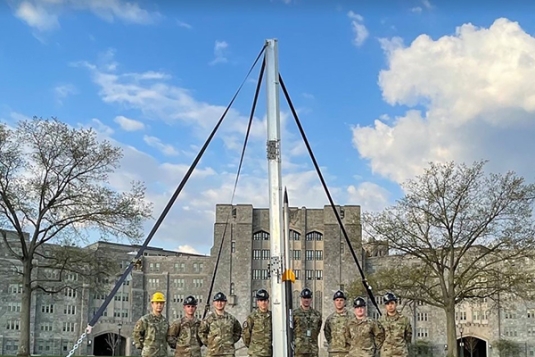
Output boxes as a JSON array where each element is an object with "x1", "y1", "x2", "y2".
[{"x1": 1, "y1": 0, "x2": 535, "y2": 255}]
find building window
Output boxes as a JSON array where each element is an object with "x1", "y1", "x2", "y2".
[
  {"x1": 416, "y1": 328, "x2": 429, "y2": 338},
  {"x1": 294, "y1": 270, "x2": 301, "y2": 280},
  {"x1": 417, "y1": 312, "x2": 428, "y2": 321},
  {"x1": 6, "y1": 319, "x2": 20, "y2": 330},
  {"x1": 306, "y1": 231, "x2": 323, "y2": 241},
  {"x1": 262, "y1": 250, "x2": 270, "y2": 259},
  {"x1": 149, "y1": 262, "x2": 160, "y2": 272},
  {"x1": 8, "y1": 302, "x2": 21, "y2": 312},
  {"x1": 305, "y1": 250, "x2": 314, "y2": 261},
  {"x1": 315, "y1": 250, "x2": 323, "y2": 260},
  {"x1": 230, "y1": 283, "x2": 235, "y2": 295},
  {"x1": 290, "y1": 230, "x2": 301, "y2": 241},
  {"x1": 173, "y1": 294, "x2": 184, "y2": 303},
  {"x1": 63, "y1": 322, "x2": 76, "y2": 332},
  {"x1": 40, "y1": 323, "x2": 53, "y2": 332},
  {"x1": 315, "y1": 270, "x2": 323, "y2": 280},
  {"x1": 64, "y1": 305, "x2": 76, "y2": 315},
  {"x1": 193, "y1": 278, "x2": 204, "y2": 288},
  {"x1": 8, "y1": 284, "x2": 23, "y2": 294},
  {"x1": 253, "y1": 250, "x2": 262, "y2": 260},
  {"x1": 292, "y1": 250, "x2": 301, "y2": 260},
  {"x1": 148, "y1": 278, "x2": 160, "y2": 288},
  {"x1": 64, "y1": 288, "x2": 76, "y2": 298},
  {"x1": 306, "y1": 270, "x2": 314, "y2": 280},
  {"x1": 231, "y1": 241, "x2": 236, "y2": 253},
  {"x1": 528, "y1": 309, "x2": 535, "y2": 318},
  {"x1": 253, "y1": 231, "x2": 270, "y2": 241}
]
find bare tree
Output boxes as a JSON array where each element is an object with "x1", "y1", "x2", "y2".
[
  {"x1": 0, "y1": 118, "x2": 152, "y2": 357},
  {"x1": 105, "y1": 332, "x2": 120, "y2": 356},
  {"x1": 362, "y1": 161, "x2": 535, "y2": 357},
  {"x1": 464, "y1": 337, "x2": 478, "y2": 357}
]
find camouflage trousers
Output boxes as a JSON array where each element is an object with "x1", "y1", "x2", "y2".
[
  {"x1": 295, "y1": 354, "x2": 318, "y2": 357},
  {"x1": 328, "y1": 353, "x2": 348, "y2": 357}
]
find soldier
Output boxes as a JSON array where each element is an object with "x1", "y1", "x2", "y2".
[
  {"x1": 198, "y1": 292, "x2": 242, "y2": 356},
  {"x1": 379, "y1": 292, "x2": 412, "y2": 357},
  {"x1": 242, "y1": 289, "x2": 273, "y2": 357},
  {"x1": 167, "y1": 295, "x2": 202, "y2": 357},
  {"x1": 133, "y1": 292, "x2": 170, "y2": 357},
  {"x1": 324, "y1": 290, "x2": 350, "y2": 357},
  {"x1": 344, "y1": 297, "x2": 384, "y2": 357},
  {"x1": 293, "y1": 287, "x2": 323, "y2": 357}
]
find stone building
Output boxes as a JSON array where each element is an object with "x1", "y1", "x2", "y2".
[{"x1": 1, "y1": 204, "x2": 534, "y2": 357}]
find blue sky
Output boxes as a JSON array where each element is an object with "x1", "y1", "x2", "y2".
[{"x1": 2, "y1": 0, "x2": 535, "y2": 254}]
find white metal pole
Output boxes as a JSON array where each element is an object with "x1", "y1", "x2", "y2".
[{"x1": 265, "y1": 38, "x2": 288, "y2": 357}]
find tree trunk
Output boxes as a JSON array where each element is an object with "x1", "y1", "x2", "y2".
[
  {"x1": 445, "y1": 303, "x2": 458, "y2": 357},
  {"x1": 17, "y1": 259, "x2": 33, "y2": 357}
]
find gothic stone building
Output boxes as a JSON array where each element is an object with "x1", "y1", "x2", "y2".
[{"x1": 1, "y1": 204, "x2": 534, "y2": 357}]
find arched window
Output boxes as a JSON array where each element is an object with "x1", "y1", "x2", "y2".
[
  {"x1": 290, "y1": 230, "x2": 301, "y2": 241},
  {"x1": 306, "y1": 231, "x2": 323, "y2": 241},
  {"x1": 314, "y1": 290, "x2": 322, "y2": 311},
  {"x1": 253, "y1": 231, "x2": 270, "y2": 241}
]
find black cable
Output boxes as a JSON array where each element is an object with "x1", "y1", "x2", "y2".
[
  {"x1": 88, "y1": 44, "x2": 267, "y2": 327},
  {"x1": 278, "y1": 74, "x2": 382, "y2": 316},
  {"x1": 202, "y1": 57, "x2": 266, "y2": 319}
]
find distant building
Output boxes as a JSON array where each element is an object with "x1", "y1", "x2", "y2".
[{"x1": 1, "y1": 204, "x2": 534, "y2": 357}]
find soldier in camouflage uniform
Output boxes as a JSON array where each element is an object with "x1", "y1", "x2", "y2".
[
  {"x1": 324, "y1": 290, "x2": 350, "y2": 357},
  {"x1": 242, "y1": 289, "x2": 272, "y2": 356},
  {"x1": 198, "y1": 292, "x2": 242, "y2": 356},
  {"x1": 379, "y1": 292, "x2": 412, "y2": 357},
  {"x1": 292, "y1": 288, "x2": 323, "y2": 357},
  {"x1": 167, "y1": 295, "x2": 202, "y2": 357},
  {"x1": 344, "y1": 297, "x2": 384, "y2": 357},
  {"x1": 133, "y1": 292, "x2": 170, "y2": 357}
]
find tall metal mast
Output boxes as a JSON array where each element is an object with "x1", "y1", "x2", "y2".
[{"x1": 265, "y1": 38, "x2": 288, "y2": 357}]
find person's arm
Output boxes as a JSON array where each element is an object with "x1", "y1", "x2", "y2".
[
  {"x1": 132, "y1": 318, "x2": 146, "y2": 350},
  {"x1": 241, "y1": 315, "x2": 253, "y2": 347},
  {"x1": 166, "y1": 320, "x2": 180, "y2": 349},
  {"x1": 233, "y1": 316, "x2": 243, "y2": 343},
  {"x1": 374, "y1": 320, "x2": 386, "y2": 350},
  {"x1": 323, "y1": 316, "x2": 331, "y2": 345},
  {"x1": 198, "y1": 318, "x2": 210, "y2": 347}
]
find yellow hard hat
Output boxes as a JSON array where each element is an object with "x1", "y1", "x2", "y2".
[{"x1": 151, "y1": 292, "x2": 166, "y2": 302}]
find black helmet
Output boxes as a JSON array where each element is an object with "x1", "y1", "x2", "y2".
[
  {"x1": 183, "y1": 295, "x2": 198, "y2": 306},
  {"x1": 383, "y1": 292, "x2": 398, "y2": 304},
  {"x1": 353, "y1": 297, "x2": 366, "y2": 308},
  {"x1": 256, "y1": 289, "x2": 269, "y2": 300},
  {"x1": 213, "y1": 292, "x2": 227, "y2": 302},
  {"x1": 333, "y1": 290, "x2": 347, "y2": 300},
  {"x1": 300, "y1": 288, "x2": 313, "y2": 299}
]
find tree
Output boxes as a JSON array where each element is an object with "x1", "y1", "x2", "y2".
[
  {"x1": 464, "y1": 337, "x2": 478, "y2": 357},
  {"x1": 362, "y1": 161, "x2": 535, "y2": 357},
  {"x1": 493, "y1": 339, "x2": 522, "y2": 357},
  {"x1": 0, "y1": 118, "x2": 152, "y2": 357},
  {"x1": 105, "y1": 332, "x2": 120, "y2": 356}
]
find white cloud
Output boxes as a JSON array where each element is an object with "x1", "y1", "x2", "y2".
[
  {"x1": 353, "y1": 18, "x2": 535, "y2": 183},
  {"x1": 177, "y1": 20, "x2": 192, "y2": 29},
  {"x1": 346, "y1": 182, "x2": 390, "y2": 212},
  {"x1": 176, "y1": 245, "x2": 201, "y2": 254},
  {"x1": 421, "y1": 0, "x2": 433, "y2": 9},
  {"x1": 209, "y1": 41, "x2": 229, "y2": 66},
  {"x1": 348, "y1": 11, "x2": 369, "y2": 47},
  {"x1": 143, "y1": 135, "x2": 179, "y2": 156},
  {"x1": 54, "y1": 84, "x2": 77, "y2": 104},
  {"x1": 11, "y1": 0, "x2": 159, "y2": 31},
  {"x1": 411, "y1": 7, "x2": 422, "y2": 13},
  {"x1": 114, "y1": 115, "x2": 145, "y2": 131}
]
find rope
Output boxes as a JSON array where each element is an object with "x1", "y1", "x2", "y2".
[
  {"x1": 202, "y1": 55, "x2": 266, "y2": 319},
  {"x1": 279, "y1": 74, "x2": 382, "y2": 316},
  {"x1": 64, "y1": 44, "x2": 267, "y2": 357}
]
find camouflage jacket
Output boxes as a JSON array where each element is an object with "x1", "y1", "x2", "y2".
[
  {"x1": 133, "y1": 313, "x2": 170, "y2": 357},
  {"x1": 198, "y1": 311, "x2": 242, "y2": 356},
  {"x1": 242, "y1": 309, "x2": 272, "y2": 356},
  {"x1": 324, "y1": 309, "x2": 350, "y2": 353},
  {"x1": 344, "y1": 317, "x2": 385, "y2": 357},
  {"x1": 380, "y1": 312, "x2": 412, "y2": 357},
  {"x1": 167, "y1": 316, "x2": 202, "y2": 357},
  {"x1": 292, "y1": 306, "x2": 323, "y2": 355}
]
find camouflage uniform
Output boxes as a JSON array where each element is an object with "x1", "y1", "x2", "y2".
[
  {"x1": 324, "y1": 309, "x2": 350, "y2": 357},
  {"x1": 293, "y1": 306, "x2": 323, "y2": 357},
  {"x1": 198, "y1": 311, "x2": 242, "y2": 356},
  {"x1": 167, "y1": 316, "x2": 202, "y2": 357},
  {"x1": 379, "y1": 312, "x2": 412, "y2": 357},
  {"x1": 242, "y1": 309, "x2": 272, "y2": 356},
  {"x1": 344, "y1": 317, "x2": 385, "y2": 357},
  {"x1": 133, "y1": 313, "x2": 170, "y2": 357}
]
